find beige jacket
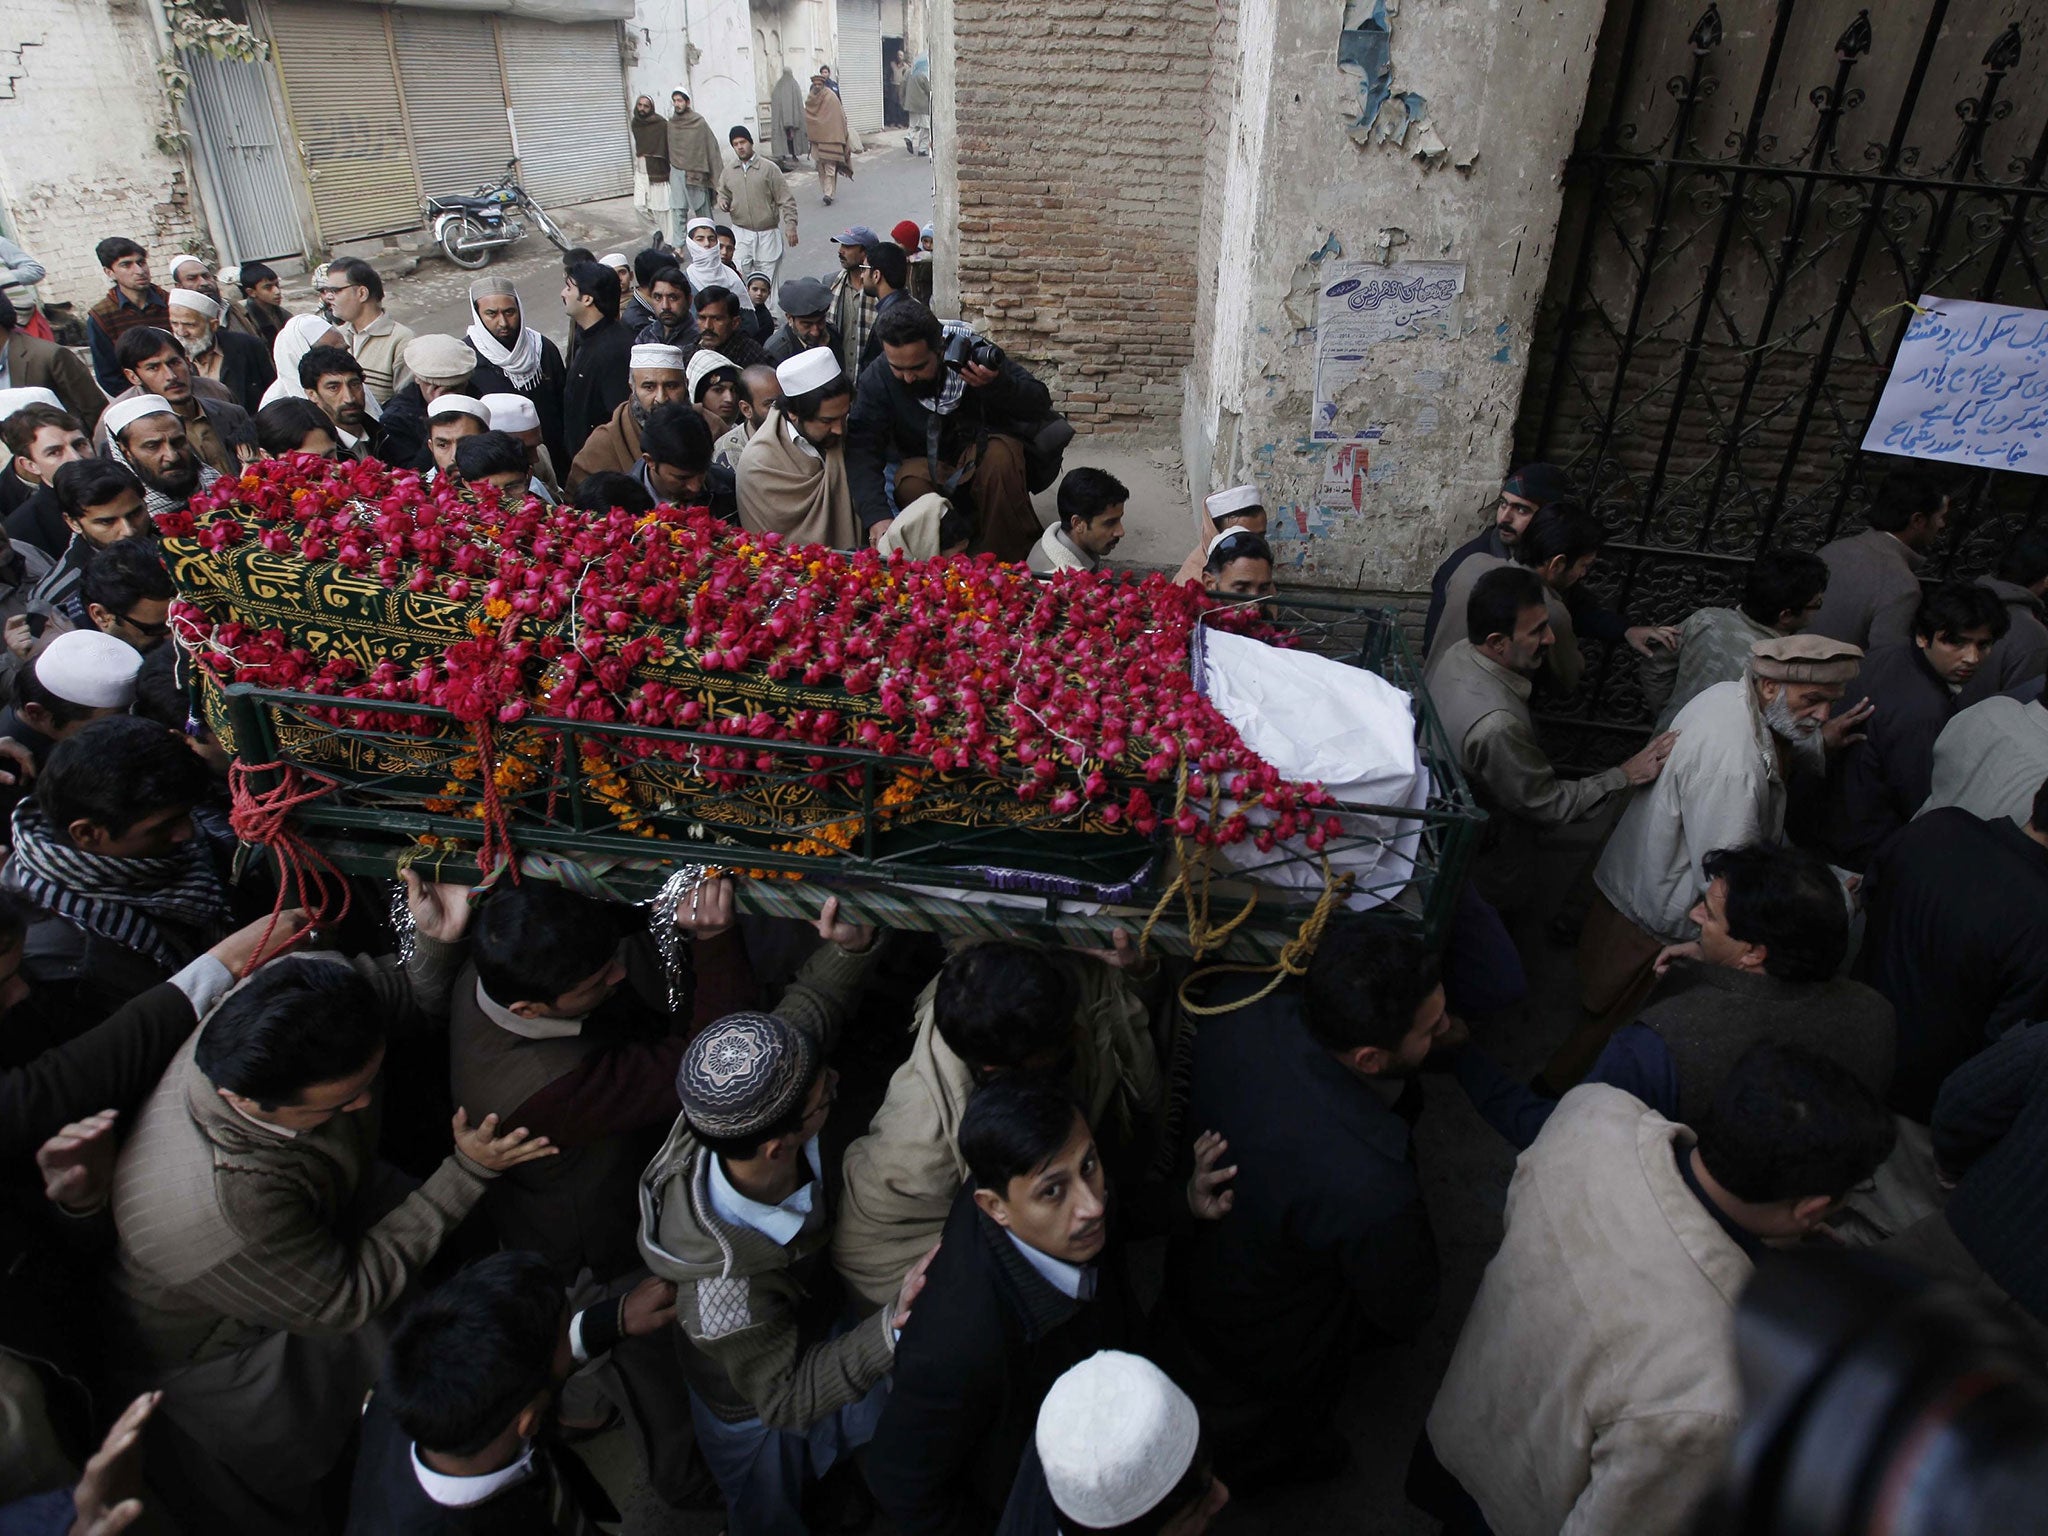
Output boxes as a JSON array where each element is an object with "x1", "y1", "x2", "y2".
[
  {"x1": 718, "y1": 156, "x2": 798, "y2": 238},
  {"x1": 1428, "y1": 1086, "x2": 1749, "y2": 1536},
  {"x1": 347, "y1": 312, "x2": 416, "y2": 403},
  {"x1": 832, "y1": 946, "x2": 1163, "y2": 1307}
]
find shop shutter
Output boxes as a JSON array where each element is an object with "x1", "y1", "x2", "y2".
[
  {"x1": 835, "y1": 0, "x2": 885, "y2": 133},
  {"x1": 263, "y1": 1, "x2": 423, "y2": 243},
  {"x1": 497, "y1": 19, "x2": 633, "y2": 207},
  {"x1": 391, "y1": 10, "x2": 517, "y2": 202}
]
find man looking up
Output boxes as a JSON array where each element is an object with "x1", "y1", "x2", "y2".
[
  {"x1": 424, "y1": 395, "x2": 490, "y2": 480},
  {"x1": 165, "y1": 288, "x2": 273, "y2": 415},
  {"x1": 568, "y1": 343, "x2": 687, "y2": 488},
  {"x1": 86, "y1": 238, "x2": 169, "y2": 395},
  {"x1": 736, "y1": 349, "x2": 857, "y2": 547},
  {"x1": 466, "y1": 276, "x2": 568, "y2": 473},
  {"x1": 1430, "y1": 566, "x2": 1673, "y2": 918},
  {"x1": 1810, "y1": 462, "x2": 1951, "y2": 651},
  {"x1": 1571, "y1": 634, "x2": 1868, "y2": 1077},
  {"x1": 1423, "y1": 1044, "x2": 1894, "y2": 1536},
  {"x1": 718, "y1": 125, "x2": 799, "y2": 290},
  {"x1": 1641, "y1": 549, "x2": 1830, "y2": 730},
  {"x1": 34, "y1": 458, "x2": 152, "y2": 621},
  {"x1": 765, "y1": 276, "x2": 840, "y2": 365},
  {"x1": 318, "y1": 257, "x2": 414, "y2": 403},
  {"x1": 1028, "y1": 467, "x2": 1127, "y2": 575},
  {"x1": 560, "y1": 262, "x2": 634, "y2": 465},
  {"x1": 847, "y1": 300, "x2": 1053, "y2": 561},
  {"x1": 107, "y1": 328, "x2": 254, "y2": 476}
]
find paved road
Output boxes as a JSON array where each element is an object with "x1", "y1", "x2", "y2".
[{"x1": 381, "y1": 142, "x2": 935, "y2": 350}]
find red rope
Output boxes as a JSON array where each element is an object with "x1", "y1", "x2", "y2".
[
  {"x1": 471, "y1": 721, "x2": 520, "y2": 884},
  {"x1": 226, "y1": 759, "x2": 355, "y2": 975}
]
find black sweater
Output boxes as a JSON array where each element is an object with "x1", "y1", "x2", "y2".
[
  {"x1": 864, "y1": 1185, "x2": 1140, "y2": 1536},
  {"x1": 1932, "y1": 1020, "x2": 2048, "y2": 1322},
  {"x1": 559, "y1": 318, "x2": 634, "y2": 467}
]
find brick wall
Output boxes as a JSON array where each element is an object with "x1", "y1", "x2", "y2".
[
  {"x1": 950, "y1": 0, "x2": 1213, "y2": 431},
  {"x1": 1186, "y1": 0, "x2": 1237, "y2": 411},
  {"x1": 0, "y1": 0, "x2": 208, "y2": 312}
]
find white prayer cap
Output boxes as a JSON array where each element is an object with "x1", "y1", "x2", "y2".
[
  {"x1": 1205, "y1": 483, "x2": 1263, "y2": 519},
  {"x1": 630, "y1": 344, "x2": 688, "y2": 374},
  {"x1": 775, "y1": 349, "x2": 841, "y2": 397},
  {"x1": 425, "y1": 393, "x2": 489, "y2": 424},
  {"x1": 166, "y1": 288, "x2": 221, "y2": 322},
  {"x1": 1036, "y1": 1353, "x2": 1200, "y2": 1528},
  {"x1": 481, "y1": 393, "x2": 540, "y2": 433},
  {"x1": 216, "y1": 265, "x2": 242, "y2": 286},
  {"x1": 168, "y1": 253, "x2": 208, "y2": 277},
  {"x1": 0, "y1": 387, "x2": 63, "y2": 421},
  {"x1": 686, "y1": 350, "x2": 735, "y2": 399},
  {"x1": 34, "y1": 630, "x2": 143, "y2": 710},
  {"x1": 598, "y1": 251, "x2": 630, "y2": 270},
  {"x1": 685, "y1": 217, "x2": 717, "y2": 237},
  {"x1": 1206, "y1": 527, "x2": 1265, "y2": 560},
  {"x1": 102, "y1": 395, "x2": 178, "y2": 438}
]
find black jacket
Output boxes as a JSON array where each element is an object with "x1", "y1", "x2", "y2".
[
  {"x1": 1857, "y1": 807, "x2": 2048, "y2": 1122},
  {"x1": 844, "y1": 352, "x2": 1053, "y2": 532},
  {"x1": 5, "y1": 487, "x2": 66, "y2": 560},
  {"x1": 1933, "y1": 1020, "x2": 2048, "y2": 1322},
  {"x1": 864, "y1": 1185, "x2": 1140, "y2": 1536},
  {"x1": 0, "y1": 979, "x2": 197, "y2": 1160},
  {"x1": 560, "y1": 318, "x2": 635, "y2": 467},
  {"x1": 469, "y1": 333, "x2": 570, "y2": 474},
  {"x1": 1821, "y1": 642, "x2": 1960, "y2": 872},
  {"x1": 377, "y1": 382, "x2": 433, "y2": 472},
  {"x1": 1154, "y1": 977, "x2": 1438, "y2": 1432},
  {"x1": 211, "y1": 327, "x2": 277, "y2": 417}
]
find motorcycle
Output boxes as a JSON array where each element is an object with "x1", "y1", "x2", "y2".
[{"x1": 425, "y1": 159, "x2": 571, "y2": 270}]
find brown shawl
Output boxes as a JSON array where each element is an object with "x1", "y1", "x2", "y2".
[
  {"x1": 631, "y1": 111, "x2": 671, "y2": 179},
  {"x1": 804, "y1": 81, "x2": 854, "y2": 174},
  {"x1": 666, "y1": 107, "x2": 723, "y2": 188},
  {"x1": 735, "y1": 406, "x2": 856, "y2": 548}
]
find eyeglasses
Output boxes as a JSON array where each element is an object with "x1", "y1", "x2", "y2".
[
  {"x1": 314, "y1": 284, "x2": 355, "y2": 296},
  {"x1": 122, "y1": 613, "x2": 173, "y2": 638}
]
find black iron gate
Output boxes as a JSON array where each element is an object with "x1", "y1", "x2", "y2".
[{"x1": 1516, "y1": 0, "x2": 2048, "y2": 765}]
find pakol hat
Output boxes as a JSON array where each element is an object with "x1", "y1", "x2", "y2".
[
  {"x1": 425, "y1": 393, "x2": 488, "y2": 425},
  {"x1": 102, "y1": 395, "x2": 177, "y2": 438},
  {"x1": 677, "y1": 1012, "x2": 817, "y2": 1140},
  {"x1": 778, "y1": 277, "x2": 832, "y2": 318},
  {"x1": 166, "y1": 288, "x2": 221, "y2": 322},
  {"x1": 1036, "y1": 1352, "x2": 1201, "y2": 1529},
  {"x1": 404, "y1": 333, "x2": 476, "y2": 388},
  {"x1": 774, "y1": 349, "x2": 840, "y2": 397},
  {"x1": 480, "y1": 393, "x2": 540, "y2": 433},
  {"x1": 35, "y1": 630, "x2": 143, "y2": 709},
  {"x1": 1205, "y1": 484, "x2": 1263, "y2": 519},
  {"x1": 631, "y1": 344, "x2": 688, "y2": 374},
  {"x1": 1749, "y1": 634, "x2": 1863, "y2": 684}
]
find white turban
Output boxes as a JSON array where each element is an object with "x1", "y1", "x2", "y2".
[
  {"x1": 481, "y1": 393, "x2": 541, "y2": 433},
  {"x1": 103, "y1": 395, "x2": 178, "y2": 438}
]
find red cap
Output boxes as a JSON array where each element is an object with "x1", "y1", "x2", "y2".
[{"x1": 891, "y1": 220, "x2": 922, "y2": 253}]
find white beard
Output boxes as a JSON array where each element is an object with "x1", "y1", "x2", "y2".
[
  {"x1": 1762, "y1": 692, "x2": 1821, "y2": 744},
  {"x1": 180, "y1": 333, "x2": 216, "y2": 361}
]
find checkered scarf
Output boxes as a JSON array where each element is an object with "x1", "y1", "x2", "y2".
[
  {"x1": 3, "y1": 800, "x2": 229, "y2": 969},
  {"x1": 105, "y1": 422, "x2": 223, "y2": 518},
  {"x1": 916, "y1": 321, "x2": 980, "y2": 417}
]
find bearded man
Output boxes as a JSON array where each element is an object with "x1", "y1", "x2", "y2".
[
  {"x1": 566, "y1": 343, "x2": 688, "y2": 491},
  {"x1": 164, "y1": 289, "x2": 273, "y2": 416},
  {"x1": 464, "y1": 276, "x2": 567, "y2": 473},
  {"x1": 736, "y1": 350, "x2": 857, "y2": 548}
]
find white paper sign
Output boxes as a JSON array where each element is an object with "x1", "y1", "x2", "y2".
[
  {"x1": 1313, "y1": 261, "x2": 1465, "y2": 441},
  {"x1": 1861, "y1": 296, "x2": 2048, "y2": 475}
]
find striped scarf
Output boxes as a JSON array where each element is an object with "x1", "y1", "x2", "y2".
[
  {"x1": 916, "y1": 321, "x2": 981, "y2": 417},
  {"x1": 3, "y1": 800, "x2": 229, "y2": 969}
]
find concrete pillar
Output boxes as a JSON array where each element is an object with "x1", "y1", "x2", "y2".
[{"x1": 1184, "y1": 0, "x2": 1611, "y2": 592}]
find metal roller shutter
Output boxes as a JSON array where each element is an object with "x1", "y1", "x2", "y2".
[
  {"x1": 836, "y1": 0, "x2": 884, "y2": 133},
  {"x1": 391, "y1": 10, "x2": 517, "y2": 202},
  {"x1": 498, "y1": 19, "x2": 632, "y2": 207},
  {"x1": 263, "y1": 1, "x2": 422, "y2": 243}
]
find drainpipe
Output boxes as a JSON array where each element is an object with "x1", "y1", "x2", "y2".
[{"x1": 143, "y1": 0, "x2": 238, "y2": 264}]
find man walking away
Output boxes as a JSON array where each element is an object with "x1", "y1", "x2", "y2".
[
  {"x1": 719, "y1": 126, "x2": 799, "y2": 293},
  {"x1": 805, "y1": 73, "x2": 855, "y2": 204}
]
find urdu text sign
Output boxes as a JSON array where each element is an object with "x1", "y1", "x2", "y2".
[{"x1": 1862, "y1": 297, "x2": 2048, "y2": 476}]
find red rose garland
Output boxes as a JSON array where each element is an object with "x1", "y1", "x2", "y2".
[{"x1": 168, "y1": 455, "x2": 1341, "y2": 848}]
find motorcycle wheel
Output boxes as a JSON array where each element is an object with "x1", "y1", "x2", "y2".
[
  {"x1": 440, "y1": 216, "x2": 495, "y2": 270},
  {"x1": 528, "y1": 203, "x2": 571, "y2": 253}
]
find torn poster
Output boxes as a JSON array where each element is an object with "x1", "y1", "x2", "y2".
[
  {"x1": 1312, "y1": 261, "x2": 1466, "y2": 441},
  {"x1": 1339, "y1": 0, "x2": 1394, "y2": 134},
  {"x1": 1861, "y1": 295, "x2": 2048, "y2": 475}
]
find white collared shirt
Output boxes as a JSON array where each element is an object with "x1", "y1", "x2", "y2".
[
  {"x1": 708, "y1": 1137, "x2": 824, "y2": 1245},
  {"x1": 783, "y1": 416, "x2": 823, "y2": 462},
  {"x1": 474, "y1": 977, "x2": 585, "y2": 1041},
  {"x1": 1005, "y1": 1231, "x2": 1096, "y2": 1300},
  {"x1": 410, "y1": 1441, "x2": 536, "y2": 1509}
]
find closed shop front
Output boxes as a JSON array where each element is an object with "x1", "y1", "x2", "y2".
[
  {"x1": 498, "y1": 18, "x2": 634, "y2": 206},
  {"x1": 262, "y1": 1, "x2": 421, "y2": 243},
  {"x1": 390, "y1": 10, "x2": 518, "y2": 201},
  {"x1": 836, "y1": 0, "x2": 885, "y2": 133}
]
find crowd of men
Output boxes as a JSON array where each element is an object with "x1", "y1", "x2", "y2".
[{"x1": 0, "y1": 206, "x2": 2041, "y2": 1536}]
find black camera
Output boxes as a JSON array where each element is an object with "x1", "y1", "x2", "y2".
[{"x1": 943, "y1": 329, "x2": 1004, "y2": 375}]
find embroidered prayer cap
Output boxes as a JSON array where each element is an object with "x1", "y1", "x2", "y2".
[
  {"x1": 687, "y1": 350, "x2": 736, "y2": 400},
  {"x1": 166, "y1": 288, "x2": 221, "y2": 322},
  {"x1": 0, "y1": 387, "x2": 62, "y2": 421},
  {"x1": 1501, "y1": 461, "x2": 1573, "y2": 507},
  {"x1": 598, "y1": 252, "x2": 630, "y2": 271},
  {"x1": 102, "y1": 395, "x2": 177, "y2": 439},
  {"x1": 35, "y1": 630, "x2": 143, "y2": 709},
  {"x1": 404, "y1": 334, "x2": 477, "y2": 388},
  {"x1": 775, "y1": 348, "x2": 840, "y2": 398},
  {"x1": 676, "y1": 1011, "x2": 818, "y2": 1140},
  {"x1": 778, "y1": 277, "x2": 832, "y2": 318},
  {"x1": 481, "y1": 393, "x2": 540, "y2": 433},
  {"x1": 631, "y1": 344, "x2": 688, "y2": 375},
  {"x1": 1204, "y1": 484, "x2": 1262, "y2": 520},
  {"x1": 1036, "y1": 1352, "x2": 1201, "y2": 1529},
  {"x1": 1749, "y1": 634, "x2": 1863, "y2": 685},
  {"x1": 468, "y1": 275, "x2": 520, "y2": 305},
  {"x1": 425, "y1": 393, "x2": 489, "y2": 425}
]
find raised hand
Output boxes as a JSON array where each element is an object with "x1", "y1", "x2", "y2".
[
  {"x1": 404, "y1": 868, "x2": 475, "y2": 943},
  {"x1": 37, "y1": 1109, "x2": 121, "y2": 1214},
  {"x1": 673, "y1": 873, "x2": 737, "y2": 940},
  {"x1": 1186, "y1": 1131, "x2": 1238, "y2": 1220},
  {"x1": 452, "y1": 1108, "x2": 558, "y2": 1172},
  {"x1": 812, "y1": 894, "x2": 876, "y2": 954}
]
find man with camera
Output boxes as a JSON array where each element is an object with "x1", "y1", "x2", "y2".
[{"x1": 845, "y1": 299, "x2": 1058, "y2": 564}]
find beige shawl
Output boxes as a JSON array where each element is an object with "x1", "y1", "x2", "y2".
[
  {"x1": 804, "y1": 81, "x2": 853, "y2": 172},
  {"x1": 735, "y1": 405, "x2": 857, "y2": 548}
]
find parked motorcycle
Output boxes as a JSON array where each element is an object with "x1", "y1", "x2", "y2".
[{"x1": 426, "y1": 159, "x2": 571, "y2": 270}]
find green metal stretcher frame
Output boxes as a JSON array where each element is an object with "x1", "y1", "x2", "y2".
[{"x1": 218, "y1": 597, "x2": 1486, "y2": 961}]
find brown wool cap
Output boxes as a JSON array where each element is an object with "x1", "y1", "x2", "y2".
[{"x1": 1749, "y1": 633, "x2": 1863, "y2": 684}]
